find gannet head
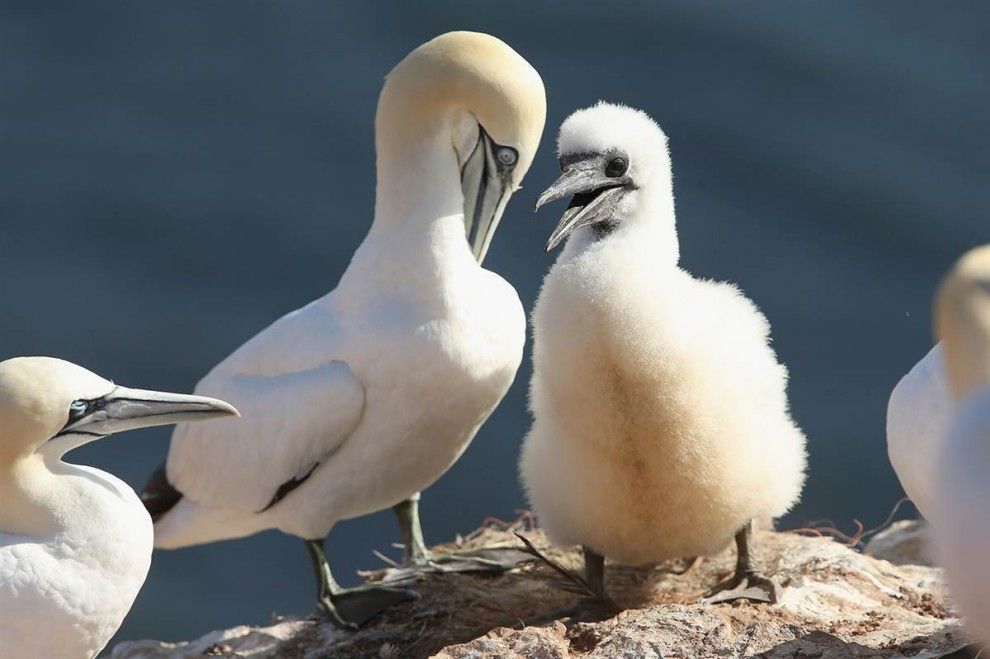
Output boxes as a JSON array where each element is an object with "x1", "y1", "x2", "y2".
[
  {"x1": 535, "y1": 102, "x2": 672, "y2": 252},
  {"x1": 936, "y1": 245, "x2": 990, "y2": 400},
  {"x1": 0, "y1": 357, "x2": 238, "y2": 465},
  {"x1": 376, "y1": 31, "x2": 546, "y2": 261}
]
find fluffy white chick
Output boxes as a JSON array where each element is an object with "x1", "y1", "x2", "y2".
[{"x1": 520, "y1": 102, "x2": 807, "y2": 604}]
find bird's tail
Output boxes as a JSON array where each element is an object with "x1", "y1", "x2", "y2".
[
  {"x1": 140, "y1": 462, "x2": 183, "y2": 522},
  {"x1": 152, "y1": 495, "x2": 267, "y2": 549}
]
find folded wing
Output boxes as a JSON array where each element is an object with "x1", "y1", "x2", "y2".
[{"x1": 165, "y1": 359, "x2": 365, "y2": 513}]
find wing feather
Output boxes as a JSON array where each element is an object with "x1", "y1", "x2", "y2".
[{"x1": 165, "y1": 359, "x2": 364, "y2": 513}]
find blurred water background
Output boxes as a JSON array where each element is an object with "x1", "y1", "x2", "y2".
[{"x1": 1, "y1": 0, "x2": 988, "y2": 647}]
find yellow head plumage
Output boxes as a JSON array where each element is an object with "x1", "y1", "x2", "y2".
[{"x1": 935, "y1": 244, "x2": 990, "y2": 399}]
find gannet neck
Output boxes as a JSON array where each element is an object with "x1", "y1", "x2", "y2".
[
  {"x1": 631, "y1": 185, "x2": 680, "y2": 265},
  {"x1": 0, "y1": 453, "x2": 133, "y2": 538},
  {"x1": 368, "y1": 31, "x2": 545, "y2": 251},
  {"x1": 371, "y1": 123, "x2": 465, "y2": 233},
  {"x1": 936, "y1": 244, "x2": 990, "y2": 400},
  {"x1": 0, "y1": 456, "x2": 63, "y2": 536}
]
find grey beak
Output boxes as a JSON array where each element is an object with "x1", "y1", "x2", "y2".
[
  {"x1": 56, "y1": 385, "x2": 239, "y2": 438},
  {"x1": 461, "y1": 125, "x2": 519, "y2": 263},
  {"x1": 536, "y1": 155, "x2": 632, "y2": 252}
]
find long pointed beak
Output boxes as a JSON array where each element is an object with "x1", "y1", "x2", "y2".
[
  {"x1": 536, "y1": 156, "x2": 632, "y2": 252},
  {"x1": 461, "y1": 125, "x2": 519, "y2": 263},
  {"x1": 57, "y1": 386, "x2": 239, "y2": 438}
]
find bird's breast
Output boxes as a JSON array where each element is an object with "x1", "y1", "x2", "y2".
[
  {"x1": 0, "y1": 470, "x2": 152, "y2": 659},
  {"x1": 318, "y1": 272, "x2": 525, "y2": 515}
]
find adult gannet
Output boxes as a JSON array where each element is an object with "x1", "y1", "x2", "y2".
[
  {"x1": 520, "y1": 102, "x2": 807, "y2": 604},
  {"x1": 887, "y1": 342, "x2": 950, "y2": 519},
  {"x1": 928, "y1": 245, "x2": 990, "y2": 643},
  {"x1": 0, "y1": 357, "x2": 236, "y2": 659},
  {"x1": 141, "y1": 31, "x2": 546, "y2": 628}
]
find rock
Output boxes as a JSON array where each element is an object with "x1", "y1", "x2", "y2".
[
  {"x1": 864, "y1": 518, "x2": 934, "y2": 566},
  {"x1": 112, "y1": 526, "x2": 970, "y2": 659}
]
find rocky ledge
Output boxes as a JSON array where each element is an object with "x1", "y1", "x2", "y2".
[{"x1": 112, "y1": 520, "x2": 971, "y2": 658}]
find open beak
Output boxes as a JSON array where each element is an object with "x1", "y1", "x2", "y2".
[
  {"x1": 56, "y1": 386, "x2": 239, "y2": 438},
  {"x1": 535, "y1": 155, "x2": 632, "y2": 252},
  {"x1": 461, "y1": 125, "x2": 519, "y2": 263}
]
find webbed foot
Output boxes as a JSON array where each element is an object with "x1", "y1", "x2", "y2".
[
  {"x1": 318, "y1": 585, "x2": 418, "y2": 629},
  {"x1": 702, "y1": 570, "x2": 778, "y2": 604}
]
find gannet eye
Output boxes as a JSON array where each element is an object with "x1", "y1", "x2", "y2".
[
  {"x1": 605, "y1": 156, "x2": 628, "y2": 178},
  {"x1": 68, "y1": 400, "x2": 89, "y2": 422},
  {"x1": 496, "y1": 147, "x2": 518, "y2": 167}
]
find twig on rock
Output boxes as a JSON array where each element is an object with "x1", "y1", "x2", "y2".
[{"x1": 514, "y1": 533, "x2": 597, "y2": 599}]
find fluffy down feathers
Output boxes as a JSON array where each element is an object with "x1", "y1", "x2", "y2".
[{"x1": 520, "y1": 103, "x2": 806, "y2": 565}]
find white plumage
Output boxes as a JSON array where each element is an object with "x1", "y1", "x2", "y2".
[
  {"x1": 154, "y1": 257, "x2": 527, "y2": 545},
  {"x1": 146, "y1": 32, "x2": 546, "y2": 623},
  {"x1": 521, "y1": 104, "x2": 806, "y2": 590},
  {"x1": 886, "y1": 343, "x2": 950, "y2": 519},
  {"x1": 0, "y1": 357, "x2": 235, "y2": 659},
  {"x1": 927, "y1": 245, "x2": 990, "y2": 643}
]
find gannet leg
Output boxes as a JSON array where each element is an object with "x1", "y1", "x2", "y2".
[
  {"x1": 304, "y1": 539, "x2": 417, "y2": 630},
  {"x1": 392, "y1": 493, "x2": 432, "y2": 565},
  {"x1": 702, "y1": 521, "x2": 779, "y2": 604},
  {"x1": 391, "y1": 494, "x2": 534, "y2": 574},
  {"x1": 583, "y1": 545, "x2": 607, "y2": 600}
]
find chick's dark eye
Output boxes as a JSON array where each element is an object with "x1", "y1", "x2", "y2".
[{"x1": 605, "y1": 157, "x2": 628, "y2": 178}]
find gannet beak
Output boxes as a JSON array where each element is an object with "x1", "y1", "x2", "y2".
[
  {"x1": 536, "y1": 155, "x2": 633, "y2": 252},
  {"x1": 56, "y1": 386, "x2": 239, "y2": 438},
  {"x1": 461, "y1": 125, "x2": 519, "y2": 263}
]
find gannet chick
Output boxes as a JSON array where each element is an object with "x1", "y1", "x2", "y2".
[
  {"x1": 521, "y1": 103, "x2": 807, "y2": 605},
  {"x1": 0, "y1": 357, "x2": 236, "y2": 659},
  {"x1": 887, "y1": 343, "x2": 950, "y2": 519},
  {"x1": 141, "y1": 31, "x2": 546, "y2": 628},
  {"x1": 928, "y1": 245, "x2": 990, "y2": 643}
]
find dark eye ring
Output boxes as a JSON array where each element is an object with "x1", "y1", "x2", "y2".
[
  {"x1": 605, "y1": 156, "x2": 628, "y2": 178},
  {"x1": 496, "y1": 147, "x2": 518, "y2": 167}
]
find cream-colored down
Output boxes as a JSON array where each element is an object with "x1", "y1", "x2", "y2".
[
  {"x1": 520, "y1": 104, "x2": 807, "y2": 565},
  {"x1": 929, "y1": 244, "x2": 990, "y2": 644}
]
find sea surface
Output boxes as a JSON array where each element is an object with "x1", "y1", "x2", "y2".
[{"x1": 1, "y1": 0, "x2": 988, "y2": 647}]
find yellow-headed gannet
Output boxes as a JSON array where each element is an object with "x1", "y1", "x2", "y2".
[
  {"x1": 929, "y1": 245, "x2": 990, "y2": 643},
  {"x1": 887, "y1": 342, "x2": 950, "y2": 519},
  {"x1": 0, "y1": 357, "x2": 236, "y2": 659},
  {"x1": 520, "y1": 103, "x2": 807, "y2": 604},
  {"x1": 141, "y1": 31, "x2": 546, "y2": 628}
]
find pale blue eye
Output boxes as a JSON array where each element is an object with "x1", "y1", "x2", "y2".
[
  {"x1": 68, "y1": 400, "x2": 89, "y2": 420},
  {"x1": 496, "y1": 147, "x2": 517, "y2": 166}
]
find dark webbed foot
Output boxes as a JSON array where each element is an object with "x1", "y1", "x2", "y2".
[
  {"x1": 392, "y1": 494, "x2": 534, "y2": 574},
  {"x1": 305, "y1": 538, "x2": 418, "y2": 630},
  {"x1": 319, "y1": 585, "x2": 418, "y2": 629},
  {"x1": 702, "y1": 570, "x2": 778, "y2": 604},
  {"x1": 702, "y1": 521, "x2": 779, "y2": 605}
]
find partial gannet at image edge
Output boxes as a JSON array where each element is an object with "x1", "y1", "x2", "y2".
[
  {"x1": 0, "y1": 357, "x2": 236, "y2": 659},
  {"x1": 887, "y1": 342, "x2": 950, "y2": 519},
  {"x1": 928, "y1": 245, "x2": 990, "y2": 644}
]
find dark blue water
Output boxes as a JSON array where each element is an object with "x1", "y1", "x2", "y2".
[{"x1": 1, "y1": 0, "x2": 988, "y2": 647}]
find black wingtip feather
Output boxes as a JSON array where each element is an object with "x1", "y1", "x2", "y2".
[{"x1": 141, "y1": 462, "x2": 183, "y2": 522}]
